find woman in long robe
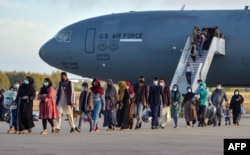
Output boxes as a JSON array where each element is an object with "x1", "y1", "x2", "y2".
[
  {"x1": 229, "y1": 89, "x2": 244, "y2": 126},
  {"x1": 182, "y1": 86, "x2": 197, "y2": 127},
  {"x1": 103, "y1": 79, "x2": 118, "y2": 131},
  {"x1": 117, "y1": 81, "x2": 130, "y2": 130},
  {"x1": 15, "y1": 76, "x2": 36, "y2": 134}
]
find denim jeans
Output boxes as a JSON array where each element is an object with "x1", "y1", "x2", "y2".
[
  {"x1": 172, "y1": 110, "x2": 179, "y2": 127},
  {"x1": 92, "y1": 100, "x2": 102, "y2": 128},
  {"x1": 10, "y1": 109, "x2": 17, "y2": 128},
  {"x1": 134, "y1": 103, "x2": 143, "y2": 127}
]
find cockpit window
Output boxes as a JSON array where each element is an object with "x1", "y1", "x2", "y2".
[{"x1": 55, "y1": 31, "x2": 72, "y2": 42}]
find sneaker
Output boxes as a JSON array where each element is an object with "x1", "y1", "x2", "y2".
[
  {"x1": 40, "y1": 130, "x2": 48, "y2": 135},
  {"x1": 7, "y1": 128, "x2": 15, "y2": 134},
  {"x1": 174, "y1": 126, "x2": 179, "y2": 128},
  {"x1": 75, "y1": 127, "x2": 82, "y2": 132},
  {"x1": 94, "y1": 127, "x2": 100, "y2": 132},
  {"x1": 70, "y1": 128, "x2": 75, "y2": 133}
]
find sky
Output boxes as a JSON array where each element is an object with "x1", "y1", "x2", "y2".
[{"x1": 0, "y1": 0, "x2": 249, "y2": 79}]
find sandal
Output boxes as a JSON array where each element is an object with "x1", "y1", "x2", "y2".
[{"x1": 19, "y1": 130, "x2": 25, "y2": 134}]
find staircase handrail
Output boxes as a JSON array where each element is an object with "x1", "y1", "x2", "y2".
[
  {"x1": 191, "y1": 63, "x2": 203, "y2": 92},
  {"x1": 170, "y1": 37, "x2": 192, "y2": 89},
  {"x1": 200, "y1": 37, "x2": 218, "y2": 81}
]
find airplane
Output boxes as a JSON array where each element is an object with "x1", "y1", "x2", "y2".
[{"x1": 39, "y1": 6, "x2": 250, "y2": 93}]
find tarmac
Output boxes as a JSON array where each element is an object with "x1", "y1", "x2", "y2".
[{"x1": 0, "y1": 115, "x2": 249, "y2": 155}]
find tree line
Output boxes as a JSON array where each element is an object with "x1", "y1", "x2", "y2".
[{"x1": 0, "y1": 70, "x2": 62, "y2": 91}]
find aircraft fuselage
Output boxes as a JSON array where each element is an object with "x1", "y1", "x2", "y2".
[{"x1": 39, "y1": 9, "x2": 250, "y2": 86}]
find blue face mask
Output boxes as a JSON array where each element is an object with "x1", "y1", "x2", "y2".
[
  {"x1": 24, "y1": 80, "x2": 29, "y2": 85},
  {"x1": 43, "y1": 82, "x2": 49, "y2": 87},
  {"x1": 200, "y1": 86, "x2": 204, "y2": 89}
]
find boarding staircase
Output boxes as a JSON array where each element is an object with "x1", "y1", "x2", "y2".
[{"x1": 170, "y1": 36, "x2": 225, "y2": 94}]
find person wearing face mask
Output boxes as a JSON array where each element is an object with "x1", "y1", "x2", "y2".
[
  {"x1": 75, "y1": 82, "x2": 93, "y2": 132},
  {"x1": 37, "y1": 78, "x2": 59, "y2": 134},
  {"x1": 170, "y1": 84, "x2": 182, "y2": 128},
  {"x1": 148, "y1": 77, "x2": 165, "y2": 129},
  {"x1": 103, "y1": 79, "x2": 118, "y2": 131},
  {"x1": 210, "y1": 83, "x2": 228, "y2": 127},
  {"x1": 55, "y1": 72, "x2": 76, "y2": 133},
  {"x1": 196, "y1": 82, "x2": 209, "y2": 127},
  {"x1": 5, "y1": 80, "x2": 20, "y2": 134},
  {"x1": 15, "y1": 76, "x2": 36, "y2": 134},
  {"x1": 158, "y1": 78, "x2": 171, "y2": 129},
  {"x1": 229, "y1": 89, "x2": 244, "y2": 126},
  {"x1": 133, "y1": 76, "x2": 148, "y2": 130},
  {"x1": 182, "y1": 86, "x2": 198, "y2": 127}
]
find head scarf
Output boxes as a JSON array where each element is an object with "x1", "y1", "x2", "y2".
[
  {"x1": 118, "y1": 81, "x2": 127, "y2": 101},
  {"x1": 126, "y1": 81, "x2": 135, "y2": 95},
  {"x1": 91, "y1": 78, "x2": 104, "y2": 95}
]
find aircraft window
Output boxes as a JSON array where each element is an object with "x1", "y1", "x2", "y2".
[{"x1": 55, "y1": 31, "x2": 71, "y2": 42}]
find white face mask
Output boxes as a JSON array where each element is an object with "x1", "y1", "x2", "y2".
[
  {"x1": 173, "y1": 87, "x2": 177, "y2": 91},
  {"x1": 153, "y1": 81, "x2": 158, "y2": 86},
  {"x1": 216, "y1": 85, "x2": 221, "y2": 89},
  {"x1": 187, "y1": 89, "x2": 191, "y2": 92},
  {"x1": 13, "y1": 84, "x2": 20, "y2": 89},
  {"x1": 43, "y1": 82, "x2": 49, "y2": 87},
  {"x1": 235, "y1": 91, "x2": 239, "y2": 95},
  {"x1": 24, "y1": 80, "x2": 29, "y2": 85}
]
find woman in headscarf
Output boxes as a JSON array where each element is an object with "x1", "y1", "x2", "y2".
[
  {"x1": 90, "y1": 78, "x2": 105, "y2": 132},
  {"x1": 229, "y1": 89, "x2": 244, "y2": 126},
  {"x1": 38, "y1": 78, "x2": 59, "y2": 134},
  {"x1": 15, "y1": 76, "x2": 36, "y2": 134},
  {"x1": 182, "y1": 86, "x2": 198, "y2": 127},
  {"x1": 170, "y1": 84, "x2": 182, "y2": 128},
  {"x1": 126, "y1": 81, "x2": 135, "y2": 130},
  {"x1": 117, "y1": 81, "x2": 130, "y2": 130},
  {"x1": 103, "y1": 79, "x2": 118, "y2": 131}
]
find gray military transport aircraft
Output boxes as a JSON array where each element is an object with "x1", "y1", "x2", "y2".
[{"x1": 39, "y1": 6, "x2": 250, "y2": 93}]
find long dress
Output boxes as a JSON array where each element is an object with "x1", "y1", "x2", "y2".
[
  {"x1": 229, "y1": 94, "x2": 244, "y2": 124},
  {"x1": 38, "y1": 86, "x2": 59, "y2": 119},
  {"x1": 16, "y1": 83, "x2": 36, "y2": 131},
  {"x1": 117, "y1": 89, "x2": 130, "y2": 129},
  {"x1": 183, "y1": 93, "x2": 198, "y2": 123},
  {"x1": 103, "y1": 95, "x2": 118, "y2": 127}
]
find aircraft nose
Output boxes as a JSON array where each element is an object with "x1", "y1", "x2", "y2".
[
  {"x1": 39, "y1": 40, "x2": 54, "y2": 64},
  {"x1": 39, "y1": 42, "x2": 47, "y2": 62}
]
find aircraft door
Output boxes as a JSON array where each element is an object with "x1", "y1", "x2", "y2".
[{"x1": 85, "y1": 28, "x2": 96, "y2": 53}]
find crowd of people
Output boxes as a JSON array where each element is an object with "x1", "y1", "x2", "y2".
[{"x1": 0, "y1": 72, "x2": 246, "y2": 135}]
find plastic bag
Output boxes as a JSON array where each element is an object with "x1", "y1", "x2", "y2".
[
  {"x1": 241, "y1": 104, "x2": 246, "y2": 115},
  {"x1": 142, "y1": 107, "x2": 152, "y2": 123}
]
